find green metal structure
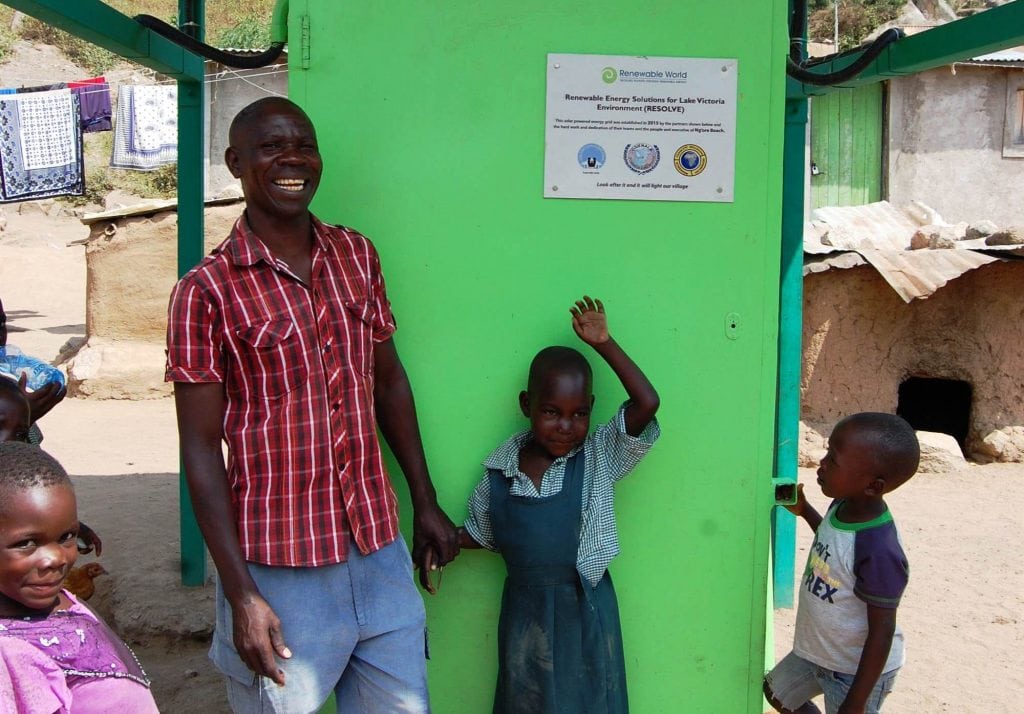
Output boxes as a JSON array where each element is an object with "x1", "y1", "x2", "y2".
[{"x1": 4, "y1": 0, "x2": 1024, "y2": 709}]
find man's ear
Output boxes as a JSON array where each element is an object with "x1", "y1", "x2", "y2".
[
  {"x1": 865, "y1": 477, "x2": 886, "y2": 497},
  {"x1": 225, "y1": 146, "x2": 241, "y2": 178},
  {"x1": 519, "y1": 390, "x2": 530, "y2": 417}
]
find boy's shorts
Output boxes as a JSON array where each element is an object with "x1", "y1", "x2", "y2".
[{"x1": 765, "y1": 652, "x2": 898, "y2": 714}]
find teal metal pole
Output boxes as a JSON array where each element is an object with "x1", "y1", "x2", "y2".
[
  {"x1": 177, "y1": 0, "x2": 207, "y2": 586},
  {"x1": 772, "y1": 0, "x2": 808, "y2": 610},
  {"x1": 772, "y1": 96, "x2": 807, "y2": 609}
]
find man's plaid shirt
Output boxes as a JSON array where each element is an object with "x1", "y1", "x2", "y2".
[{"x1": 166, "y1": 215, "x2": 400, "y2": 566}]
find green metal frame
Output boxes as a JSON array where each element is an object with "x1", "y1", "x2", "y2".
[
  {"x1": 789, "y1": 0, "x2": 1024, "y2": 97},
  {"x1": 1, "y1": 0, "x2": 207, "y2": 585}
]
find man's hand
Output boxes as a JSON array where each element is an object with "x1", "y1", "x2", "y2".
[
  {"x1": 77, "y1": 522, "x2": 103, "y2": 556},
  {"x1": 19, "y1": 375, "x2": 66, "y2": 423},
  {"x1": 412, "y1": 500, "x2": 460, "y2": 573},
  {"x1": 570, "y1": 295, "x2": 609, "y2": 347},
  {"x1": 231, "y1": 593, "x2": 292, "y2": 686}
]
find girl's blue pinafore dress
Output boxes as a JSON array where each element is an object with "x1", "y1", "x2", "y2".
[{"x1": 490, "y1": 450, "x2": 628, "y2": 714}]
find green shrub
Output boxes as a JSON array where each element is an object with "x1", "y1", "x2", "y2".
[{"x1": 215, "y1": 13, "x2": 271, "y2": 49}]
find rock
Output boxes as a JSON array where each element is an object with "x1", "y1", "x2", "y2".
[
  {"x1": 910, "y1": 228, "x2": 931, "y2": 250},
  {"x1": 950, "y1": 221, "x2": 969, "y2": 240},
  {"x1": 966, "y1": 220, "x2": 998, "y2": 240},
  {"x1": 798, "y1": 420, "x2": 828, "y2": 468},
  {"x1": 65, "y1": 339, "x2": 172, "y2": 400},
  {"x1": 974, "y1": 426, "x2": 1024, "y2": 463},
  {"x1": 909, "y1": 224, "x2": 958, "y2": 250},
  {"x1": 985, "y1": 226, "x2": 1024, "y2": 246},
  {"x1": 915, "y1": 430, "x2": 967, "y2": 473},
  {"x1": 103, "y1": 190, "x2": 147, "y2": 210}
]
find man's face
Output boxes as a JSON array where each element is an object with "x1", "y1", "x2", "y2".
[{"x1": 225, "y1": 103, "x2": 323, "y2": 224}]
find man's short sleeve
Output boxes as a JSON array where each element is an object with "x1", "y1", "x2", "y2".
[
  {"x1": 366, "y1": 242, "x2": 397, "y2": 343},
  {"x1": 853, "y1": 522, "x2": 909, "y2": 609},
  {"x1": 165, "y1": 277, "x2": 225, "y2": 383}
]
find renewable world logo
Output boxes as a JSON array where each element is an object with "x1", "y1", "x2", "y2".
[{"x1": 601, "y1": 67, "x2": 617, "y2": 84}]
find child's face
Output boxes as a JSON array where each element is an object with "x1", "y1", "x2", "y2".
[
  {"x1": 520, "y1": 370, "x2": 593, "y2": 459},
  {"x1": 816, "y1": 422, "x2": 878, "y2": 500},
  {"x1": 0, "y1": 395, "x2": 30, "y2": 443},
  {"x1": 0, "y1": 484, "x2": 78, "y2": 615}
]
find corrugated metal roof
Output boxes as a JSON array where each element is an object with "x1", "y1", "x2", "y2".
[
  {"x1": 804, "y1": 201, "x2": 1019, "y2": 302},
  {"x1": 970, "y1": 47, "x2": 1024, "y2": 63}
]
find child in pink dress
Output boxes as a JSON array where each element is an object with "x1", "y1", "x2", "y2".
[{"x1": 0, "y1": 441, "x2": 158, "y2": 713}]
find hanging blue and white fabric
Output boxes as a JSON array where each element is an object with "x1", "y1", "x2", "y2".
[{"x1": 0, "y1": 88, "x2": 84, "y2": 202}]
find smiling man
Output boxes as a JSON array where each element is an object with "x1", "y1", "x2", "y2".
[{"x1": 165, "y1": 98, "x2": 458, "y2": 713}]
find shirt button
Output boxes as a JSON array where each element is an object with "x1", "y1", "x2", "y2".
[{"x1": 332, "y1": 403, "x2": 340, "y2": 411}]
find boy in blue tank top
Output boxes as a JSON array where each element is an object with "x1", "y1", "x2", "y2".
[
  {"x1": 456, "y1": 295, "x2": 660, "y2": 714},
  {"x1": 765, "y1": 412, "x2": 920, "y2": 714}
]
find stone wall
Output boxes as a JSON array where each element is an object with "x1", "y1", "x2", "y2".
[
  {"x1": 802, "y1": 261, "x2": 1024, "y2": 461},
  {"x1": 67, "y1": 203, "x2": 244, "y2": 398}
]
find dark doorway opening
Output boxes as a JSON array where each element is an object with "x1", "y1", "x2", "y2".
[{"x1": 897, "y1": 377, "x2": 972, "y2": 450}]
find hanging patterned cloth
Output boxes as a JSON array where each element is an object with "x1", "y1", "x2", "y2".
[
  {"x1": 110, "y1": 84, "x2": 177, "y2": 171},
  {"x1": 0, "y1": 88, "x2": 84, "y2": 202}
]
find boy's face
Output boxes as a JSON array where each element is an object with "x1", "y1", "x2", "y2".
[
  {"x1": 816, "y1": 421, "x2": 880, "y2": 500},
  {"x1": 0, "y1": 395, "x2": 29, "y2": 443},
  {"x1": 520, "y1": 369, "x2": 594, "y2": 459}
]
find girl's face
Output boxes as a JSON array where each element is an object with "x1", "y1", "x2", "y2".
[{"x1": 0, "y1": 484, "x2": 78, "y2": 616}]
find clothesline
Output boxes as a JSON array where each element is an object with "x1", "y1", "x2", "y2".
[{"x1": 0, "y1": 65, "x2": 288, "y2": 92}]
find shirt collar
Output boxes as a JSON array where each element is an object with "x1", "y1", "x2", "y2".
[
  {"x1": 482, "y1": 430, "x2": 584, "y2": 476},
  {"x1": 221, "y1": 212, "x2": 330, "y2": 268}
]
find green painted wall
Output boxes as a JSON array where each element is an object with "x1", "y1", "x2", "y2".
[
  {"x1": 290, "y1": 2, "x2": 786, "y2": 711},
  {"x1": 809, "y1": 83, "x2": 884, "y2": 208}
]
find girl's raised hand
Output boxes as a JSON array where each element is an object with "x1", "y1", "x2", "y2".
[{"x1": 570, "y1": 295, "x2": 609, "y2": 346}]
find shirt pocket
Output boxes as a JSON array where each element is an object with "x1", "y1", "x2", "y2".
[
  {"x1": 343, "y1": 300, "x2": 376, "y2": 378},
  {"x1": 234, "y1": 319, "x2": 307, "y2": 400}
]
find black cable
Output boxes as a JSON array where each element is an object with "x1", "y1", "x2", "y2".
[
  {"x1": 786, "y1": 28, "x2": 903, "y2": 86},
  {"x1": 135, "y1": 14, "x2": 285, "y2": 69}
]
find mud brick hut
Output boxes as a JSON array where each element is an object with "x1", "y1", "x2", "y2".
[{"x1": 800, "y1": 201, "x2": 1024, "y2": 463}]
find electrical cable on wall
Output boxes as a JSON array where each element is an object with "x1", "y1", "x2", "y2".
[
  {"x1": 134, "y1": 14, "x2": 285, "y2": 69},
  {"x1": 785, "y1": 0, "x2": 904, "y2": 87}
]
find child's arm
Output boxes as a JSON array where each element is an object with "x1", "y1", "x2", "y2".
[
  {"x1": 784, "y1": 483, "x2": 822, "y2": 532},
  {"x1": 457, "y1": 526, "x2": 483, "y2": 549},
  {"x1": 838, "y1": 604, "x2": 898, "y2": 714},
  {"x1": 570, "y1": 296, "x2": 659, "y2": 437}
]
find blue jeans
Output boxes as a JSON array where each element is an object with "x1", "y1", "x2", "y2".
[
  {"x1": 766, "y1": 652, "x2": 898, "y2": 714},
  {"x1": 211, "y1": 537, "x2": 429, "y2": 713}
]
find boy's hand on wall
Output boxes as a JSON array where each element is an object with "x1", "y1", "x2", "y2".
[
  {"x1": 571, "y1": 295, "x2": 609, "y2": 346},
  {"x1": 784, "y1": 483, "x2": 807, "y2": 518}
]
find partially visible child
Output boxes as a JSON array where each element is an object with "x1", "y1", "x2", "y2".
[
  {"x1": 0, "y1": 374, "x2": 31, "y2": 443},
  {"x1": 0, "y1": 442, "x2": 153, "y2": 712},
  {"x1": 764, "y1": 413, "x2": 920, "y2": 714},
  {"x1": 0, "y1": 375, "x2": 101, "y2": 556},
  {"x1": 459, "y1": 295, "x2": 660, "y2": 714}
]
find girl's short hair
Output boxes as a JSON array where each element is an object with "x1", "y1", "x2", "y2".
[{"x1": 0, "y1": 442, "x2": 71, "y2": 507}]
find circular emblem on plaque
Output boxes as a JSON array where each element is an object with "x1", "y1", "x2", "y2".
[
  {"x1": 577, "y1": 143, "x2": 606, "y2": 170},
  {"x1": 601, "y1": 67, "x2": 617, "y2": 84},
  {"x1": 623, "y1": 143, "x2": 660, "y2": 174},
  {"x1": 674, "y1": 144, "x2": 707, "y2": 177}
]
